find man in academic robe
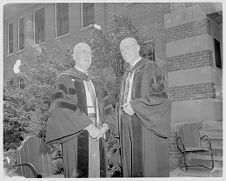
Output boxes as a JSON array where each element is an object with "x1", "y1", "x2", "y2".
[
  {"x1": 118, "y1": 37, "x2": 172, "y2": 177},
  {"x1": 45, "y1": 42, "x2": 115, "y2": 178}
]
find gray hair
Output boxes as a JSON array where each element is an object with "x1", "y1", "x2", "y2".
[
  {"x1": 120, "y1": 37, "x2": 139, "y2": 49},
  {"x1": 73, "y1": 42, "x2": 91, "y2": 62}
]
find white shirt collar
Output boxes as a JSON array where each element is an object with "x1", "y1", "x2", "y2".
[
  {"x1": 74, "y1": 65, "x2": 88, "y2": 76},
  {"x1": 131, "y1": 56, "x2": 141, "y2": 68}
]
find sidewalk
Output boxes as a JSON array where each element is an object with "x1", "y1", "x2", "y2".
[{"x1": 170, "y1": 167, "x2": 222, "y2": 177}]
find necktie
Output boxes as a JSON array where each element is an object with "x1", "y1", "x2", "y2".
[
  {"x1": 123, "y1": 71, "x2": 132, "y2": 104},
  {"x1": 86, "y1": 80, "x2": 96, "y2": 103},
  {"x1": 85, "y1": 80, "x2": 99, "y2": 126}
]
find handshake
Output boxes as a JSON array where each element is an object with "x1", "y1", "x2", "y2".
[{"x1": 85, "y1": 123, "x2": 109, "y2": 140}]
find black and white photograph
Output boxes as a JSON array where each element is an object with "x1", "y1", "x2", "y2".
[{"x1": 1, "y1": 0, "x2": 223, "y2": 178}]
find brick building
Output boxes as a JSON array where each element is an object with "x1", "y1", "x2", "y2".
[{"x1": 3, "y1": 3, "x2": 222, "y2": 172}]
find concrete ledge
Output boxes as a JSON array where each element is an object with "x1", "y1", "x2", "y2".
[
  {"x1": 168, "y1": 66, "x2": 222, "y2": 87},
  {"x1": 164, "y1": 4, "x2": 206, "y2": 29},
  {"x1": 170, "y1": 167, "x2": 222, "y2": 177},
  {"x1": 171, "y1": 98, "x2": 222, "y2": 123},
  {"x1": 166, "y1": 34, "x2": 214, "y2": 58}
]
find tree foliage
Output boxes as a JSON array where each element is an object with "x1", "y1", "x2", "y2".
[{"x1": 3, "y1": 51, "x2": 72, "y2": 151}]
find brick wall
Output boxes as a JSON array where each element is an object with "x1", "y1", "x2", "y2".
[
  {"x1": 168, "y1": 131, "x2": 180, "y2": 170},
  {"x1": 198, "y1": 2, "x2": 222, "y2": 15},
  {"x1": 165, "y1": 19, "x2": 209, "y2": 43},
  {"x1": 169, "y1": 83, "x2": 216, "y2": 101},
  {"x1": 166, "y1": 50, "x2": 213, "y2": 72}
]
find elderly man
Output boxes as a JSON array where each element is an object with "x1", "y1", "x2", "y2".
[
  {"x1": 45, "y1": 42, "x2": 114, "y2": 177},
  {"x1": 118, "y1": 37, "x2": 172, "y2": 177}
]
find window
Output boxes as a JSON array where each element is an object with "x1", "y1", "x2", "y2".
[
  {"x1": 214, "y1": 38, "x2": 222, "y2": 69},
  {"x1": 18, "y1": 17, "x2": 25, "y2": 50},
  {"x1": 81, "y1": 3, "x2": 94, "y2": 27},
  {"x1": 147, "y1": 49, "x2": 155, "y2": 61},
  {"x1": 8, "y1": 23, "x2": 13, "y2": 54},
  {"x1": 34, "y1": 7, "x2": 45, "y2": 44},
  {"x1": 141, "y1": 42, "x2": 155, "y2": 61},
  {"x1": 56, "y1": 3, "x2": 69, "y2": 37},
  {"x1": 19, "y1": 78, "x2": 25, "y2": 89}
]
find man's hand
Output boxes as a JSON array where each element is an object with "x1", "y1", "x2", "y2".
[
  {"x1": 122, "y1": 102, "x2": 134, "y2": 115},
  {"x1": 96, "y1": 123, "x2": 109, "y2": 140},
  {"x1": 84, "y1": 124, "x2": 102, "y2": 139}
]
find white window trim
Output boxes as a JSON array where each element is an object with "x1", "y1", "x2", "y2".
[
  {"x1": 54, "y1": 3, "x2": 69, "y2": 39},
  {"x1": 8, "y1": 22, "x2": 14, "y2": 56},
  {"x1": 213, "y1": 38, "x2": 222, "y2": 69},
  {"x1": 80, "y1": 3, "x2": 95, "y2": 29},
  {"x1": 54, "y1": 3, "x2": 58, "y2": 38},
  {"x1": 17, "y1": 16, "x2": 25, "y2": 52},
  {"x1": 124, "y1": 3, "x2": 136, "y2": 7},
  {"x1": 33, "y1": 6, "x2": 45, "y2": 46},
  {"x1": 80, "y1": 3, "x2": 84, "y2": 28}
]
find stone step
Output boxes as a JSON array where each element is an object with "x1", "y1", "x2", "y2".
[
  {"x1": 211, "y1": 147, "x2": 223, "y2": 156},
  {"x1": 188, "y1": 153, "x2": 222, "y2": 161},
  {"x1": 186, "y1": 153, "x2": 223, "y2": 168},
  {"x1": 202, "y1": 121, "x2": 222, "y2": 130},
  {"x1": 199, "y1": 141, "x2": 222, "y2": 151},
  {"x1": 199, "y1": 129, "x2": 223, "y2": 156},
  {"x1": 208, "y1": 139, "x2": 222, "y2": 148},
  {"x1": 200, "y1": 135, "x2": 222, "y2": 143},
  {"x1": 170, "y1": 167, "x2": 222, "y2": 177},
  {"x1": 189, "y1": 158, "x2": 223, "y2": 169},
  {"x1": 200, "y1": 130, "x2": 222, "y2": 139}
]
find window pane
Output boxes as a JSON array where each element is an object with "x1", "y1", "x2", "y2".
[
  {"x1": 148, "y1": 50, "x2": 155, "y2": 61},
  {"x1": 214, "y1": 39, "x2": 222, "y2": 69},
  {"x1": 8, "y1": 23, "x2": 13, "y2": 54},
  {"x1": 141, "y1": 42, "x2": 155, "y2": 61},
  {"x1": 35, "y1": 10, "x2": 39, "y2": 43},
  {"x1": 35, "y1": 7, "x2": 45, "y2": 44},
  {"x1": 56, "y1": 3, "x2": 69, "y2": 36},
  {"x1": 19, "y1": 17, "x2": 24, "y2": 50},
  {"x1": 40, "y1": 8, "x2": 45, "y2": 42},
  {"x1": 82, "y1": 3, "x2": 94, "y2": 27}
]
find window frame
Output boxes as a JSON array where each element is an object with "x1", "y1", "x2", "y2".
[
  {"x1": 17, "y1": 16, "x2": 25, "y2": 51},
  {"x1": 55, "y1": 3, "x2": 69, "y2": 38},
  {"x1": 214, "y1": 38, "x2": 222, "y2": 69},
  {"x1": 33, "y1": 6, "x2": 45, "y2": 45},
  {"x1": 124, "y1": 3, "x2": 136, "y2": 7},
  {"x1": 141, "y1": 40, "x2": 155, "y2": 62},
  {"x1": 80, "y1": 3, "x2": 95, "y2": 28},
  {"x1": 8, "y1": 22, "x2": 14, "y2": 55}
]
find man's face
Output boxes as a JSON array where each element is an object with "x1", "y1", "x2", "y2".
[
  {"x1": 76, "y1": 49, "x2": 92, "y2": 71},
  {"x1": 120, "y1": 42, "x2": 139, "y2": 65}
]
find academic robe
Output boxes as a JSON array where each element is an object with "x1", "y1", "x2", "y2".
[
  {"x1": 118, "y1": 58, "x2": 172, "y2": 177},
  {"x1": 45, "y1": 68, "x2": 115, "y2": 178}
]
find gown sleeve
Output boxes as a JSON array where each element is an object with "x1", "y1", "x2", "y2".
[
  {"x1": 130, "y1": 63, "x2": 172, "y2": 138},
  {"x1": 45, "y1": 73, "x2": 92, "y2": 144}
]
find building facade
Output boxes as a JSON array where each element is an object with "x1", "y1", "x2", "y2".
[{"x1": 3, "y1": 3, "x2": 222, "y2": 171}]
